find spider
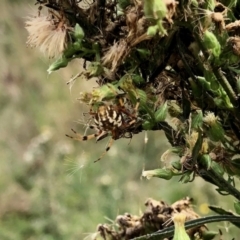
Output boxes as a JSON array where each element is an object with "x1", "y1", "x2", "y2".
[{"x1": 66, "y1": 94, "x2": 141, "y2": 162}]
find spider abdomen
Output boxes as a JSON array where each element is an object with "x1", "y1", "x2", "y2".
[{"x1": 95, "y1": 105, "x2": 124, "y2": 131}]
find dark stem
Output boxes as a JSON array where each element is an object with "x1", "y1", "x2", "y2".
[
  {"x1": 131, "y1": 215, "x2": 240, "y2": 240},
  {"x1": 199, "y1": 168, "x2": 240, "y2": 201}
]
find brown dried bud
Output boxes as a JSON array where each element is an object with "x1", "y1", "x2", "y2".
[{"x1": 227, "y1": 36, "x2": 240, "y2": 56}]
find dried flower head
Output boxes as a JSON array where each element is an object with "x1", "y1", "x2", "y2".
[
  {"x1": 228, "y1": 36, "x2": 240, "y2": 56},
  {"x1": 163, "y1": 0, "x2": 178, "y2": 24},
  {"x1": 226, "y1": 20, "x2": 240, "y2": 34},
  {"x1": 26, "y1": 13, "x2": 72, "y2": 58},
  {"x1": 78, "y1": 92, "x2": 92, "y2": 104},
  {"x1": 185, "y1": 131, "x2": 199, "y2": 151},
  {"x1": 102, "y1": 40, "x2": 128, "y2": 72},
  {"x1": 203, "y1": 111, "x2": 219, "y2": 126}
]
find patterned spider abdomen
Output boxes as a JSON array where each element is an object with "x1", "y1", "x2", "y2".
[{"x1": 94, "y1": 105, "x2": 124, "y2": 131}]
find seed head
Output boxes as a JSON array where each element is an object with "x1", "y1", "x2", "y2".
[
  {"x1": 26, "y1": 14, "x2": 71, "y2": 58},
  {"x1": 102, "y1": 40, "x2": 128, "y2": 71},
  {"x1": 203, "y1": 112, "x2": 219, "y2": 126}
]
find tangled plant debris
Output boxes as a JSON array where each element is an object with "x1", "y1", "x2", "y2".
[
  {"x1": 26, "y1": 0, "x2": 240, "y2": 238},
  {"x1": 92, "y1": 197, "x2": 210, "y2": 240}
]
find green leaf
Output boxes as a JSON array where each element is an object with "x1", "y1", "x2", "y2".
[
  {"x1": 191, "y1": 110, "x2": 203, "y2": 129},
  {"x1": 234, "y1": 201, "x2": 240, "y2": 215},
  {"x1": 154, "y1": 102, "x2": 168, "y2": 122},
  {"x1": 73, "y1": 23, "x2": 85, "y2": 40},
  {"x1": 142, "y1": 168, "x2": 173, "y2": 180},
  {"x1": 192, "y1": 132, "x2": 203, "y2": 163},
  {"x1": 142, "y1": 120, "x2": 155, "y2": 130},
  {"x1": 179, "y1": 171, "x2": 193, "y2": 184},
  {"x1": 201, "y1": 230, "x2": 218, "y2": 240},
  {"x1": 209, "y1": 205, "x2": 240, "y2": 228},
  {"x1": 210, "y1": 161, "x2": 224, "y2": 176},
  {"x1": 199, "y1": 154, "x2": 212, "y2": 170}
]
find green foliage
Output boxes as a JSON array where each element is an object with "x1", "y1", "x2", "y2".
[{"x1": 2, "y1": 0, "x2": 240, "y2": 239}]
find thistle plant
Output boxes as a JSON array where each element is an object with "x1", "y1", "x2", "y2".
[{"x1": 26, "y1": 0, "x2": 240, "y2": 239}]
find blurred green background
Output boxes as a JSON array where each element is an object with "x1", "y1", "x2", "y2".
[{"x1": 0, "y1": 0, "x2": 238, "y2": 239}]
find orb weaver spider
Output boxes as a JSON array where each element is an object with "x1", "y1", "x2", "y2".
[{"x1": 66, "y1": 94, "x2": 141, "y2": 162}]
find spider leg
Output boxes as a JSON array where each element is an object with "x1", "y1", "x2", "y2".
[
  {"x1": 96, "y1": 131, "x2": 109, "y2": 141},
  {"x1": 117, "y1": 85, "x2": 140, "y2": 113},
  {"x1": 107, "y1": 83, "x2": 140, "y2": 119},
  {"x1": 106, "y1": 83, "x2": 126, "y2": 98},
  {"x1": 94, "y1": 137, "x2": 114, "y2": 162},
  {"x1": 116, "y1": 97, "x2": 137, "y2": 120},
  {"x1": 89, "y1": 103, "x2": 95, "y2": 116},
  {"x1": 134, "y1": 95, "x2": 140, "y2": 114},
  {"x1": 66, "y1": 128, "x2": 100, "y2": 141},
  {"x1": 116, "y1": 94, "x2": 126, "y2": 107},
  {"x1": 127, "y1": 119, "x2": 136, "y2": 126},
  {"x1": 117, "y1": 88, "x2": 140, "y2": 119}
]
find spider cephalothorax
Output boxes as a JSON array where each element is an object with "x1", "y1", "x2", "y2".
[{"x1": 66, "y1": 95, "x2": 141, "y2": 161}]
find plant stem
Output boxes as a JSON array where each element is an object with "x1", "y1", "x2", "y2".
[
  {"x1": 199, "y1": 168, "x2": 240, "y2": 201},
  {"x1": 131, "y1": 215, "x2": 240, "y2": 240}
]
